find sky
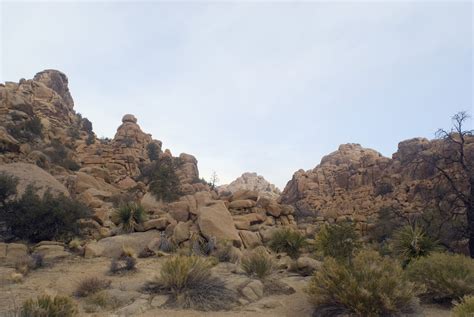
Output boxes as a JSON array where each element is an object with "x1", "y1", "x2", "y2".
[{"x1": 1, "y1": 1, "x2": 472, "y2": 189}]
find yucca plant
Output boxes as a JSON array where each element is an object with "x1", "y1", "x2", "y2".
[
  {"x1": 452, "y1": 295, "x2": 474, "y2": 317},
  {"x1": 306, "y1": 250, "x2": 421, "y2": 317},
  {"x1": 241, "y1": 247, "x2": 275, "y2": 279},
  {"x1": 407, "y1": 252, "x2": 474, "y2": 303},
  {"x1": 391, "y1": 224, "x2": 439, "y2": 265},
  {"x1": 111, "y1": 203, "x2": 146, "y2": 233},
  {"x1": 144, "y1": 255, "x2": 237, "y2": 310},
  {"x1": 268, "y1": 228, "x2": 307, "y2": 259},
  {"x1": 20, "y1": 294, "x2": 78, "y2": 317}
]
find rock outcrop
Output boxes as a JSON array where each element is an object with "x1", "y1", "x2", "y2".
[
  {"x1": 280, "y1": 139, "x2": 474, "y2": 234},
  {"x1": 219, "y1": 172, "x2": 281, "y2": 199}
]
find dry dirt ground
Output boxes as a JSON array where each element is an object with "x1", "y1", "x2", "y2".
[{"x1": 0, "y1": 255, "x2": 451, "y2": 317}]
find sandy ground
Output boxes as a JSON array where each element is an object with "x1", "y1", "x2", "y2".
[{"x1": 0, "y1": 255, "x2": 451, "y2": 317}]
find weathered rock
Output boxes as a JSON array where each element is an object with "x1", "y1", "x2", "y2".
[
  {"x1": 197, "y1": 201, "x2": 241, "y2": 247},
  {"x1": 0, "y1": 163, "x2": 69, "y2": 198},
  {"x1": 173, "y1": 221, "x2": 191, "y2": 243},
  {"x1": 168, "y1": 201, "x2": 190, "y2": 222},
  {"x1": 218, "y1": 172, "x2": 281, "y2": 200},
  {"x1": 142, "y1": 218, "x2": 169, "y2": 231},
  {"x1": 228, "y1": 199, "x2": 256, "y2": 210},
  {"x1": 0, "y1": 243, "x2": 28, "y2": 265},
  {"x1": 296, "y1": 256, "x2": 322, "y2": 276},
  {"x1": 239, "y1": 230, "x2": 262, "y2": 248},
  {"x1": 84, "y1": 231, "x2": 160, "y2": 258},
  {"x1": 33, "y1": 244, "x2": 69, "y2": 263}
]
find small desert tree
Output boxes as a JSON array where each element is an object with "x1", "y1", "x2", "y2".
[{"x1": 418, "y1": 112, "x2": 474, "y2": 257}]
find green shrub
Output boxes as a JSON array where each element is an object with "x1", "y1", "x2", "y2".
[
  {"x1": 4, "y1": 186, "x2": 91, "y2": 242},
  {"x1": 0, "y1": 173, "x2": 18, "y2": 205},
  {"x1": 146, "y1": 143, "x2": 160, "y2": 161},
  {"x1": 314, "y1": 222, "x2": 360, "y2": 262},
  {"x1": 75, "y1": 276, "x2": 111, "y2": 297},
  {"x1": 43, "y1": 141, "x2": 80, "y2": 171},
  {"x1": 7, "y1": 115, "x2": 43, "y2": 142},
  {"x1": 144, "y1": 255, "x2": 237, "y2": 311},
  {"x1": 369, "y1": 207, "x2": 407, "y2": 243},
  {"x1": 20, "y1": 294, "x2": 77, "y2": 317},
  {"x1": 268, "y1": 228, "x2": 307, "y2": 259},
  {"x1": 306, "y1": 250, "x2": 420, "y2": 317},
  {"x1": 111, "y1": 203, "x2": 146, "y2": 233},
  {"x1": 241, "y1": 247, "x2": 274, "y2": 279},
  {"x1": 407, "y1": 252, "x2": 474, "y2": 303},
  {"x1": 452, "y1": 295, "x2": 474, "y2": 317},
  {"x1": 391, "y1": 224, "x2": 439, "y2": 265},
  {"x1": 140, "y1": 156, "x2": 182, "y2": 202}
]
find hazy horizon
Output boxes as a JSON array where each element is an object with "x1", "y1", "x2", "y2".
[{"x1": 1, "y1": 1, "x2": 472, "y2": 189}]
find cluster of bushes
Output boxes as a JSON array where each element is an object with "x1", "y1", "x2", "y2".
[
  {"x1": 7, "y1": 115, "x2": 43, "y2": 142},
  {"x1": 111, "y1": 203, "x2": 146, "y2": 233},
  {"x1": 0, "y1": 173, "x2": 91, "y2": 242},
  {"x1": 43, "y1": 140, "x2": 81, "y2": 171},
  {"x1": 15, "y1": 294, "x2": 78, "y2": 317},
  {"x1": 140, "y1": 156, "x2": 182, "y2": 202},
  {"x1": 305, "y1": 220, "x2": 474, "y2": 316}
]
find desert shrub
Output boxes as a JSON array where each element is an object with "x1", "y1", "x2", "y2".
[
  {"x1": 83, "y1": 290, "x2": 121, "y2": 313},
  {"x1": 191, "y1": 235, "x2": 216, "y2": 256},
  {"x1": 144, "y1": 255, "x2": 237, "y2": 311},
  {"x1": 214, "y1": 241, "x2": 239, "y2": 263},
  {"x1": 85, "y1": 134, "x2": 95, "y2": 145},
  {"x1": 268, "y1": 228, "x2": 307, "y2": 259},
  {"x1": 44, "y1": 141, "x2": 80, "y2": 171},
  {"x1": 0, "y1": 173, "x2": 18, "y2": 206},
  {"x1": 391, "y1": 224, "x2": 439, "y2": 265},
  {"x1": 407, "y1": 252, "x2": 474, "y2": 303},
  {"x1": 111, "y1": 203, "x2": 146, "y2": 233},
  {"x1": 14, "y1": 255, "x2": 43, "y2": 275},
  {"x1": 110, "y1": 256, "x2": 137, "y2": 274},
  {"x1": 68, "y1": 127, "x2": 80, "y2": 140},
  {"x1": 369, "y1": 207, "x2": 407, "y2": 244},
  {"x1": 146, "y1": 142, "x2": 160, "y2": 161},
  {"x1": 140, "y1": 156, "x2": 182, "y2": 202},
  {"x1": 20, "y1": 294, "x2": 77, "y2": 317},
  {"x1": 7, "y1": 115, "x2": 43, "y2": 142},
  {"x1": 452, "y1": 295, "x2": 474, "y2": 317},
  {"x1": 306, "y1": 250, "x2": 421, "y2": 317},
  {"x1": 241, "y1": 247, "x2": 274, "y2": 279},
  {"x1": 314, "y1": 222, "x2": 360, "y2": 262},
  {"x1": 4, "y1": 186, "x2": 91, "y2": 242},
  {"x1": 81, "y1": 118, "x2": 93, "y2": 134},
  {"x1": 374, "y1": 181, "x2": 394, "y2": 196},
  {"x1": 75, "y1": 276, "x2": 111, "y2": 297}
]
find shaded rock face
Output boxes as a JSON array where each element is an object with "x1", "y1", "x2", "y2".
[
  {"x1": 33, "y1": 70, "x2": 74, "y2": 111},
  {"x1": 219, "y1": 172, "x2": 281, "y2": 199},
  {"x1": 280, "y1": 138, "x2": 474, "y2": 233}
]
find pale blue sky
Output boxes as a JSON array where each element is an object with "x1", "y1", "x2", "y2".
[{"x1": 1, "y1": 1, "x2": 472, "y2": 189}]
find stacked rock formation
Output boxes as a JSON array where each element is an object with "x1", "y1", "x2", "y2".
[
  {"x1": 280, "y1": 139, "x2": 473, "y2": 235},
  {"x1": 218, "y1": 172, "x2": 281, "y2": 199}
]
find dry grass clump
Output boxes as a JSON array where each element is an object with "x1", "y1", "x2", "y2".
[
  {"x1": 452, "y1": 295, "x2": 474, "y2": 317},
  {"x1": 268, "y1": 228, "x2": 307, "y2": 259},
  {"x1": 75, "y1": 276, "x2": 111, "y2": 297},
  {"x1": 14, "y1": 254, "x2": 43, "y2": 275},
  {"x1": 214, "y1": 241, "x2": 240, "y2": 263},
  {"x1": 20, "y1": 294, "x2": 78, "y2": 317},
  {"x1": 407, "y1": 252, "x2": 474, "y2": 303},
  {"x1": 241, "y1": 247, "x2": 275, "y2": 279},
  {"x1": 110, "y1": 246, "x2": 137, "y2": 274},
  {"x1": 306, "y1": 250, "x2": 421, "y2": 317},
  {"x1": 144, "y1": 255, "x2": 237, "y2": 311},
  {"x1": 83, "y1": 290, "x2": 122, "y2": 313}
]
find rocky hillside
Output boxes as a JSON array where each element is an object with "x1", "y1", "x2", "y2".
[
  {"x1": 218, "y1": 172, "x2": 281, "y2": 199},
  {"x1": 0, "y1": 70, "x2": 295, "y2": 249},
  {"x1": 280, "y1": 139, "x2": 473, "y2": 237}
]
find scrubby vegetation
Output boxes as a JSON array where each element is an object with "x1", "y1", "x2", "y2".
[
  {"x1": 144, "y1": 255, "x2": 237, "y2": 311},
  {"x1": 15, "y1": 254, "x2": 44, "y2": 275},
  {"x1": 241, "y1": 247, "x2": 274, "y2": 279},
  {"x1": 140, "y1": 156, "x2": 182, "y2": 202},
  {"x1": 214, "y1": 241, "x2": 239, "y2": 263},
  {"x1": 452, "y1": 295, "x2": 474, "y2": 317},
  {"x1": 20, "y1": 294, "x2": 78, "y2": 317},
  {"x1": 191, "y1": 235, "x2": 216, "y2": 257},
  {"x1": 391, "y1": 224, "x2": 440, "y2": 265},
  {"x1": 110, "y1": 248, "x2": 137, "y2": 274},
  {"x1": 268, "y1": 228, "x2": 307, "y2": 259},
  {"x1": 7, "y1": 115, "x2": 43, "y2": 142},
  {"x1": 75, "y1": 277, "x2": 111, "y2": 297},
  {"x1": 407, "y1": 252, "x2": 474, "y2": 303},
  {"x1": 1, "y1": 180, "x2": 91, "y2": 242},
  {"x1": 314, "y1": 222, "x2": 360, "y2": 262},
  {"x1": 146, "y1": 142, "x2": 160, "y2": 161},
  {"x1": 43, "y1": 141, "x2": 81, "y2": 171},
  {"x1": 306, "y1": 250, "x2": 421, "y2": 317},
  {"x1": 111, "y1": 203, "x2": 146, "y2": 233}
]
